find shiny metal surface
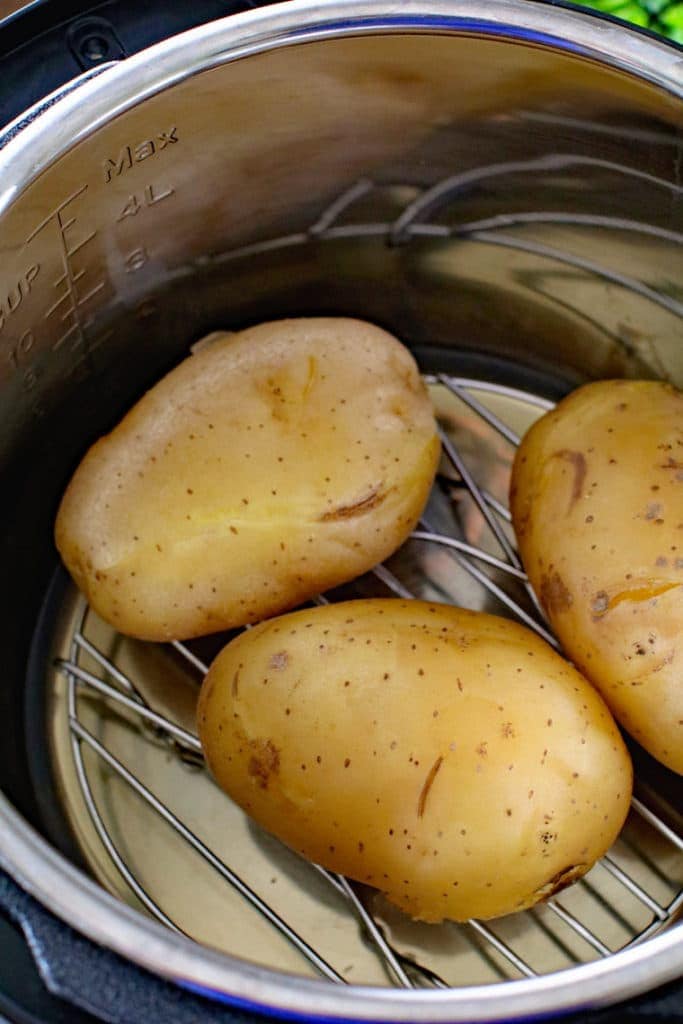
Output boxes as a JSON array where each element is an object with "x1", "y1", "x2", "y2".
[
  {"x1": 0, "y1": 0, "x2": 40, "y2": 20},
  {"x1": 0, "y1": 1, "x2": 682, "y2": 1019}
]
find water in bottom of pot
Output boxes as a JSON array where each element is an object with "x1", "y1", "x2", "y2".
[{"x1": 39, "y1": 373, "x2": 682, "y2": 988}]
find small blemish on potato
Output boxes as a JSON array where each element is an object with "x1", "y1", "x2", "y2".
[
  {"x1": 417, "y1": 756, "x2": 443, "y2": 818},
  {"x1": 552, "y1": 449, "x2": 587, "y2": 510},
  {"x1": 540, "y1": 571, "x2": 573, "y2": 614},
  {"x1": 534, "y1": 864, "x2": 585, "y2": 900},
  {"x1": 269, "y1": 650, "x2": 289, "y2": 670},
  {"x1": 247, "y1": 739, "x2": 280, "y2": 789}
]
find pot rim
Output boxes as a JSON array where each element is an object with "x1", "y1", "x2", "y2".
[{"x1": 0, "y1": 2, "x2": 681, "y2": 1019}]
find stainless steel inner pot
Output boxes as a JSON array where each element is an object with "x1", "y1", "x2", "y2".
[{"x1": 0, "y1": 2, "x2": 681, "y2": 1021}]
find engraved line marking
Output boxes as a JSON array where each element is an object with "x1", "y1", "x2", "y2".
[
  {"x1": 44, "y1": 291, "x2": 72, "y2": 319},
  {"x1": 51, "y1": 268, "x2": 86, "y2": 294},
  {"x1": 58, "y1": 214, "x2": 76, "y2": 231},
  {"x1": 67, "y1": 231, "x2": 97, "y2": 258},
  {"x1": 52, "y1": 322, "x2": 81, "y2": 352},
  {"x1": 145, "y1": 183, "x2": 173, "y2": 204},
  {"x1": 54, "y1": 203, "x2": 86, "y2": 352},
  {"x1": 77, "y1": 282, "x2": 105, "y2": 307},
  {"x1": 89, "y1": 328, "x2": 114, "y2": 351},
  {"x1": 25, "y1": 184, "x2": 88, "y2": 244}
]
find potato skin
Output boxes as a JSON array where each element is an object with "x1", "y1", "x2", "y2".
[
  {"x1": 510, "y1": 380, "x2": 683, "y2": 774},
  {"x1": 197, "y1": 599, "x2": 632, "y2": 922},
  {"x1": 55, "y1": 319, "x2": 439, "y2": 641}
]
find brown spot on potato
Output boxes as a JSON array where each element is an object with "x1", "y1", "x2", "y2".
[
  {"x1": 417, "y1": 756, "x2": 443, "y2": 818},
  {"x1": 539, "y1": 830, "x2": 557, "y2": 850},
  {"x1": 320, "y1": 486, "x2": 385, "y2": 521},
  {"x1": 540, "y1": 571, "x2": 573, "y2": 614},
  {"x1": 534, "y1": 864, "x2": 586, "y2": 901},
  {"x1": 247, "y1": 739, "x2": 280, "y2": 790},
  {"x1": 552, "y1": 449, "x2": 586, "y2": 511}
]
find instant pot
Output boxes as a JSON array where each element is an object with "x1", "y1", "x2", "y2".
[{"x1": 0, "y1": 1, "x2": 681, "y2": 1022}]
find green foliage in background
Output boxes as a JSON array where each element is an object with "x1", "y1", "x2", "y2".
[{"x1": 571, "y1": 0, "x2": 683, "y2": 41}]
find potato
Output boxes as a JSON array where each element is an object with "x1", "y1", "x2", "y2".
[
  {"x1": 197, "y1": 599, "x2": 632, "y2": 922},
  {"x1": 510, "y1": 380, "x2": 683, "y2": 775},
  {"x1": 55, "y1": 318, "x2": 439, "y2": 641}
]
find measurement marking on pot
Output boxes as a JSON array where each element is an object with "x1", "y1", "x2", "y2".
[
  {"x1": 45, "y1": 289, "x2": 73, "y2": 319},
  {"x1": 27, "y1": 186, "x2": 104, "y2": 352},
  {"x1": 77, "y1": 282, "x2": 106, "y2": 307},
  {"x1": 118, "y1": 182, "x2": 175, "y2": 221},
  {"x1": 67, "y1": 230, "x2": 97, "y2": 259},
  {"x1": 102, "y1": 126, "x2": 179, "y2": 183},
  {"x1": 0, "y1": 265, "x2": 40, "y2": 333},
  {"x1": 125, "y1": 247, "x2": 148, "y2": 272},
  {"x1": 24, "y1": 184, "x2": 88, "y2": 243},
  {"x1": 54, "y1": 268, "x2": 85, "y2": 289}
]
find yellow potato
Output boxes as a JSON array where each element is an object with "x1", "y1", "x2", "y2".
[
  {"x1": 197, "y1": 599, "x2": 632, "y2": 922},
  {"x1": 55, "y1": 319, "x2": 439, "y2": 641},
  {"x1": 510, "y1": 380, "x2": 683, "y2": 774}
]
